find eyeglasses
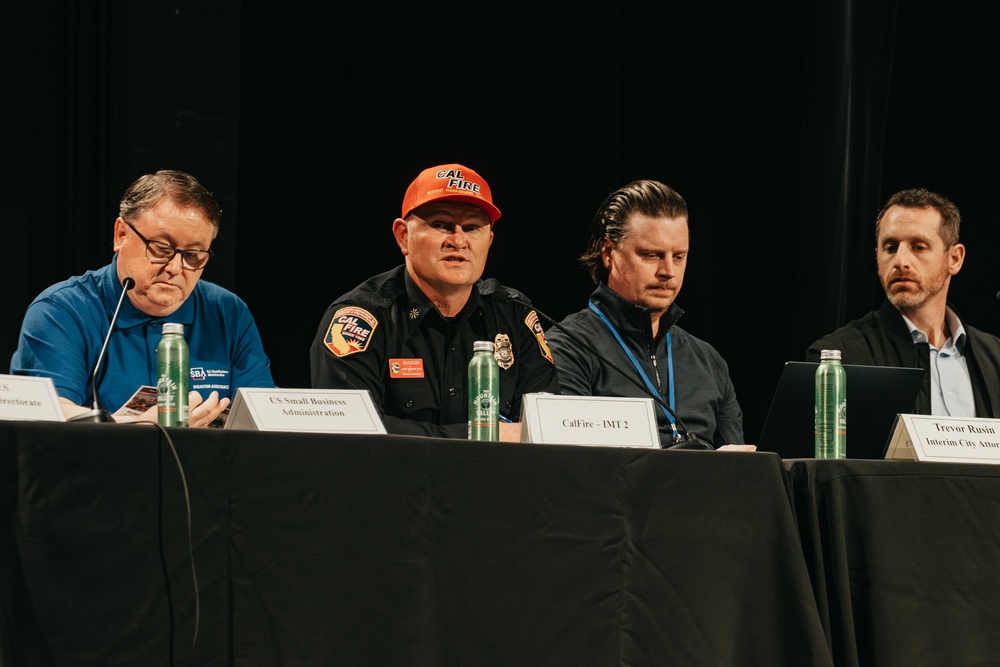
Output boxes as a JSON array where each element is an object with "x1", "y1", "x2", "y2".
[{"x1": 123, "y1": 220, "x2": 214, "y2": 270}]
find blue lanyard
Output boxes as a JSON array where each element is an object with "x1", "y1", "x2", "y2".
[{"x1": 589, "y1": 300, "x2": 677, "y2": 436}]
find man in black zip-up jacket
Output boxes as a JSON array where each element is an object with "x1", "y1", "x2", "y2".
[
  {"x1": 546, "y1": 180, "x2": 746, "y2": 449},
  {"x1": 808, "y1": 299, "x2": 1000, "y2": 417},
  {"x1": 807, "y1": 188, "x2": 1000, "y2": 418}
]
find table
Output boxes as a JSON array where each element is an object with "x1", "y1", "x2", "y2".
[
  {"x1": 785, "y1": 458, "x2": 1000, "y2": 667},
  {"x1": 0, "y1": 421, "x2": 830, "y2": 666}
]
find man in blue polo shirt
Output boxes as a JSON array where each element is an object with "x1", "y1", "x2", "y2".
[{"x1": 10, "y1": 169, "x2": 274, "y2": 426}]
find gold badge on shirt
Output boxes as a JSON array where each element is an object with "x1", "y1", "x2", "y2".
[{"x1": 494, "y1": 333, "x2": 514, "y2": 370}]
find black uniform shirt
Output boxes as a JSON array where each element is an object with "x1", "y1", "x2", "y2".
[{"x1": 310, "y1": 266, "x2": 558, "y2": 438}]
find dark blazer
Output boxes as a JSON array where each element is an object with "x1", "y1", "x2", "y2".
[{"x1": 807, "y1": 299, "x2": 1000, "y2": 418}]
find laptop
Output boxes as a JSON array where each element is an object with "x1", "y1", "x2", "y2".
[{"x1": 757, "y1": 361, "x2": 924, "y2": 459}]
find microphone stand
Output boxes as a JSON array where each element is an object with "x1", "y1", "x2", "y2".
[
  {"x1": 69, "y1": 277, "x2": 136, "y2": 423},
  {"x1": 506, "y1": 293, "x2": 714, "y2": 450}
]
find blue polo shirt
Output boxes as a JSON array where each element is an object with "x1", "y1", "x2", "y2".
[{"x1": 10, "y1": 255, "x2": 274, "y2": 411}]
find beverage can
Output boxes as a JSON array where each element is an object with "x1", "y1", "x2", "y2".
[
  {"x1": 157, "y1": 322, "x2": 190, "y2": 427},
  {"x1": 814, "y1": 349, "x2": 846, "y2": 458},
  {"x1": 468, "y1": 340, "x2": 499, "y2": 441}
]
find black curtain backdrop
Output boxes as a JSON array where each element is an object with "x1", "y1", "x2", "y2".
[{"x1": 4, "y1": 1, "x2": 999, "y2": 448}]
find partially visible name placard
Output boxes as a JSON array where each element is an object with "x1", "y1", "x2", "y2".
[
  {"x1": 520, "y1": 393, "x2": 659, "y2": 448},
  {"x1": 224, "y1": 388, "x2": 386, "y2": 434},
  {"x1": 0, "y1": 374, "x2": 65, "y2": 422},
  {"x1": 886, "y1": 413, "x2": 1000, "y2": 464}
]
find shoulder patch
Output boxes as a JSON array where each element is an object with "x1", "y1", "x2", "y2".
[
  {"x1": 524, "y1": 310, "x2": 554, "y2": 365},
  {"x1": 324, "y1": 306, "x2": 378, "y2": 357}
]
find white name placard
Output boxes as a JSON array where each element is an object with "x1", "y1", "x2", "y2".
[
  {"x1": 0, "y1": 374, "x2": 65, "y2": 422},
  {"x1": 520, "y1": 393, "x2": 660, "y2": 448},
  {"x1": 886, "y1": 414, "x2": 1000, "y2": 464},
  {"x1": 224, "y1": 388, "x2": 386, "y2": 434}
]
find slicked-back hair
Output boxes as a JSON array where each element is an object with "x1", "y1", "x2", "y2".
[
  {"x1": 875, "y1": 187, "x2": 961, "y2": 248},
  {"x1": 119, "y1": 169, "x2": 222, "y2": 238},
  {"x1": 579, "y1": 180, "x2": 688, "y2": 284}
]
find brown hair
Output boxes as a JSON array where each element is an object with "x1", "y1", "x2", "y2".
[
  {"x1": 579, "y1": 180, "x2": 688, "y2": 284},
  {"x1": 875, "y1": 187, "x2": 960, "y2": 247}
]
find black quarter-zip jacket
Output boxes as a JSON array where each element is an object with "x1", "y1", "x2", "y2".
[{"x1": 546, "y1": 284, "x2": 745, "y2": 447}]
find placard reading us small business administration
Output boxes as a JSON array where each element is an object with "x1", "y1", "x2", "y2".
[{"x1": 224, "y1": 388, "x2": 386, "y2": 434}]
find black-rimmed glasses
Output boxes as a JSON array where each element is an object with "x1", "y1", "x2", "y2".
[{"x1": 123, "y1": 220, "x2": 214, "y2": 270}]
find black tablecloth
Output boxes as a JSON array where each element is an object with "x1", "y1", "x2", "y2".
[
  {"x1": 786, "y1": 458, "x2": 1000, "y2": 667},
  {"x1": 1, "y1": 420, "x2": 832, "y2": 666}
]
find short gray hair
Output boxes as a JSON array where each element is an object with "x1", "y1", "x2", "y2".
[{"x1": 119, "y1": 169, "x2": 222, "y2": 238}]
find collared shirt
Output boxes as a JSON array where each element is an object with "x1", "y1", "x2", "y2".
[
  {"x1": 10, "y1": 255, "x2": 274, "y2": 411},
  {"x1": 310, "y1": 265, "x2": 559, "y2": 438},
  {"x1": 902, "y1": 308, "x2": 975, "y2": 417}
]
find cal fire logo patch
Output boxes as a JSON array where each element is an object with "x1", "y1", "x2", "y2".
[
  {"x1": 524, "y1": 310, "x2": 554, "y2": 364},
  {"x1": 323, "y1": 307, "x2": 378, "y2": 357}
]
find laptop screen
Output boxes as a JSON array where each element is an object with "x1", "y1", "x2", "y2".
[{"x1": 757, "y1": 361, "x2": 924, "y2": 459}]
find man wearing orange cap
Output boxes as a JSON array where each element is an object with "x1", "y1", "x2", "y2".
[{"x1": 310, "y1": 164, "x2": 558, "y2": 440}]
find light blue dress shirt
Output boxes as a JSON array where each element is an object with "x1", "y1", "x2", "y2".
[{"x1": 902, "y1": 308, "x2": 975, "y2": 417}]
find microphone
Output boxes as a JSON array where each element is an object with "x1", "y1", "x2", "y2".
[
  {"x1": 503, "y1": 291, "x2": 714, "y2": 450},
  {"x1": 69, "y1": 276, "x2": 136, "y2": 423}
]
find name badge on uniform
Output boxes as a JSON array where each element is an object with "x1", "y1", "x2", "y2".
[{"x1": 389, "y1": 358, "x2": 425, "y2": 378}]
